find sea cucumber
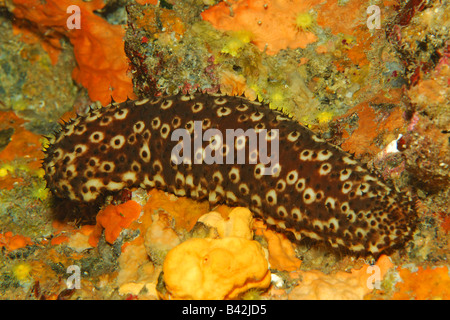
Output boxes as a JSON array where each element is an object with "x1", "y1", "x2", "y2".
[{"x1": 42, "y1": 92, "x2": 417, "y2": 256}]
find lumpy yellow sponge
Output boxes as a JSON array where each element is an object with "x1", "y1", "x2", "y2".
[{"x1": 163, "y1": 237, "x2": 271, "y2": 299}]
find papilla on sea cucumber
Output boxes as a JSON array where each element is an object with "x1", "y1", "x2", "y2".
[{"x1": 42, "y1": 91, "x2": 417, "y2": 257}]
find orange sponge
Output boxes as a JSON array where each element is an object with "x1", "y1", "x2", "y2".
[
  {"x1": 202, "y1": 0, "x2": 322, "y2": 55},
  {"x1": 394, "y1": 266, "x2": 450, "y2": 300},
  {"x1": 0, "y1": 232, "x2": 33, "y2": 251},
  {"x1": 12, "y1": 0, "x2": 135, "y2": 105},
  {"x1": 89, "y1": 200, "x2": 142, "y2": 246}
]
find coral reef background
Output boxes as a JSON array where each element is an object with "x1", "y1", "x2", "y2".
[{"x1": 0, "y1": 0, "x2": 449, "y2": 300}]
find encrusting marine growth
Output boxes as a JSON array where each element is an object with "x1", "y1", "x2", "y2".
[{"x1": 42, "y1": 92, "x2": 417, "y2": 257}]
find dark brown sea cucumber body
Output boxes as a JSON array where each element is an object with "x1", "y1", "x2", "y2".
[{"x1": 42, "y1": 92, "x2": 417, "y2": 256}]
